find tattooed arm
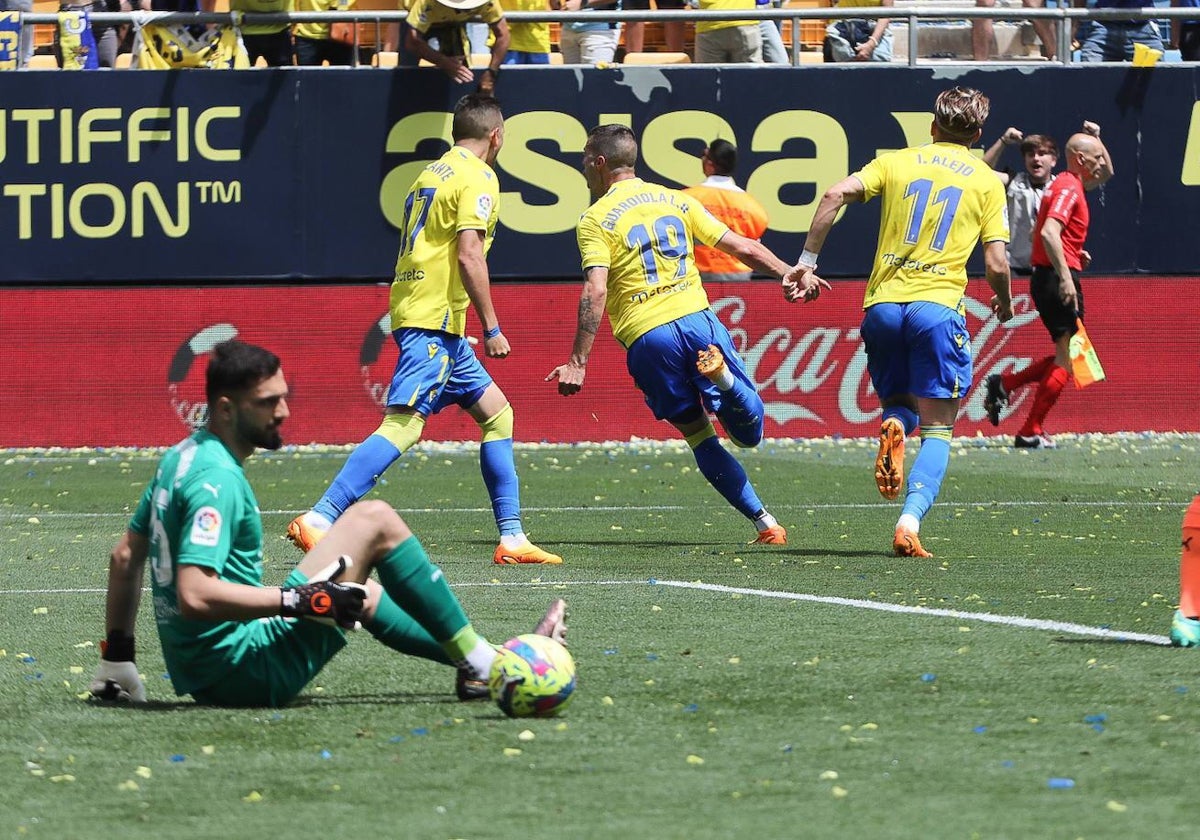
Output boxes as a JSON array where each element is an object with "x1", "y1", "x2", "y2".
[{"x1": 545, "y1": 267, "x2": 608, "y2": 396}]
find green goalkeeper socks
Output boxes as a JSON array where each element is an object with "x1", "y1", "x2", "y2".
[{"x1": 374, "y1": 536, "x2": 482, "y2": 664}]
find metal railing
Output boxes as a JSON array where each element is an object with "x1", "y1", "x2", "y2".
[{"x1": 9, "y1": 5, "x2": 1192, "y2": 68}]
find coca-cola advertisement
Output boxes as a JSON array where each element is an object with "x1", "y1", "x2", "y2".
[{"x1": 0, "y1": 280, "x2": 1194, "y2": 448}]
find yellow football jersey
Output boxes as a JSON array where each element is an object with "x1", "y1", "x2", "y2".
[
  {"x1": 577, "y1": 178, "x2": 730, "y2": 348},
  {"x1": 390, "y1": 146, "x2": 500, "y2": 336},
  {"x1": 854, "y1": 141, "x2": 1009, "y2": 310}
]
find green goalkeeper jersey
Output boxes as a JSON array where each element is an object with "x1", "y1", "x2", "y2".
[{"x1": 129, "y1": 429, "x2": 266, "y2": 696}]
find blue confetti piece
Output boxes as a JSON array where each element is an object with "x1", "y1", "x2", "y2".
[
  {"x1": 320, "y1": 750, "x2": 332, "y2": 760},
  {"x1": 683, "y1": 703, "x2": 698, "y2": 713},
  {"x1": 648, "y1": 578, "x2": 658, "y2": 585},
  {"x1": 1083, "y1": 713, "x2": 1107, "y2": 724},
  {"x1": 412, "y1": 728, "x2": 428, "y2": 736},
  {"x1": 1000, "y1": 760, "x2": 1015, "y2": 769},
  {"x1": 1176, "y1": 686, "x2": 1189, "y2": 694},
  {"x1": 604, "y1": 648, "x2": 618, "y2": 655},
  {"x1": 920, "y1": 673, "x2": 936, "y2": 683},
  {"x1": 973, "y1": 725, "x2": 988, "y2": 735},
  {"x1": 270, "y1": 713, "x2": 284, "y2": 721},
  {"x1": 161, "y1": 673, "x2": 171, "y2": 681},
  {"x1": 389, "y1": 736, "x2": 405, "y2": 743},
  {"x1": 781, "y1": 744, "x2": 793, "y2": 753},
  {"x1": 1091, "y1": 724, "x2": 1105, "y2": 732},
  {"x1": 645, "y1": 654, "x2": 658, "y2": 661},
  {"x1": 1047, "y1": 778, "x2": 1075, "y2": 790},
  {"x1": 20, "y1": 656, "x2": 36, "y2": 664},
  {"x1": 169, "y1": 754, "x2": 185, "y2": 763}
]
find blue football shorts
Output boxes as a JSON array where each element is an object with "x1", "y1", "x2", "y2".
[
  {"x1": 189, "y1": 567, "x2": 346, "y2": 708},
  {"x1": 860, "y1": 301, "x2": 973, "y2": 401},
  {"x1": 625, "y1": 309, "x2": 754, "y2": 423},
  {"x1": 386, "y1": 327, "x2": 493, "y2": 416}
]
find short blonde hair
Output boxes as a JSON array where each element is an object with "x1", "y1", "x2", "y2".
[{"x1": 934, "y1": 87, "x2": 990, "y2": 143}]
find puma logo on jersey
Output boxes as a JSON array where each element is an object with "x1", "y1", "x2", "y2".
[{"x1": 203, "y1": 482, "x2": 221, "y2": 498}]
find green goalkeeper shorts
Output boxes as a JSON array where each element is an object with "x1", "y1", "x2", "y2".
[{"x1": 189, "y1": 568, "x2": 347, "y2": 708}]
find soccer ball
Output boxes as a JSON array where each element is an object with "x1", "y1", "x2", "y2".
[{"x1": 489, "y1": 634, "x2": 576, "y2": 718}]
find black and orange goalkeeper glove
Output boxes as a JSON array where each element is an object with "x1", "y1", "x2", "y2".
[{"x1": 281, "y1": 579, "x2": 367, "y2": 630}]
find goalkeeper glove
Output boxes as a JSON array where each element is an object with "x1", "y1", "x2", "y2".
[
  {"x1": 89, "y1": 632, "x2": 146, "y2": 703},
  {"x1": 281, "y1": 562, "x2": 368, "y2": 630}
]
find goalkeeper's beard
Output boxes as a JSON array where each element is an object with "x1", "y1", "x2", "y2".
[{"x1": 240, "y1": 418, "x2": 284, "y2": 451}]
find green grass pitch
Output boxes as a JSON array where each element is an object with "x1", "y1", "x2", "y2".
[{"x1": 2, "y1": 434, "x2": 1198, "y2": 839}]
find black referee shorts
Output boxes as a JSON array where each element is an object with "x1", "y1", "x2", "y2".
[{"x1": 1030, "y1": 265, "x2": 1083, "y2": 340}]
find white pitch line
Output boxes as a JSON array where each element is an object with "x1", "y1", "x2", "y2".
[
  {"x1": 1, "y1": 577, "x2": 1170, "y2": 646},
  {"x1": 0, "y1": 499, "x2": 1186, "y2": 521},
  {"x1": 652, "y1": 579, "x2": 1172, "y2": 646}
]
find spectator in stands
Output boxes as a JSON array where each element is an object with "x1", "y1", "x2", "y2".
[
  {"x1": 54, "y1": 0, "x2": 121, "y2": 68},
  {"x1": 401, "y1": 0, "x2": 509, "y2": 91},
  {"x1": 983, "y1": 123, "x2": 1113, "y2": 449},
  {"x1": 1171, "y1": 0, "x2": 1200, "y2": 60},
  {"x1": 294, "y1": 0, "x2": 356, "y2": 65},
  {"x1": 623, "y1": 0, "x2": 686, "y2": 57},
  {"x1": 1076, "y1": 0, "x2": 1163, "y2": 61},
  {"x1": 694, "y1": 0, "x2": 761, "y2": 62},
  {"x1": 823, "y1": 0, "x2": 892, "y2": 62},
  {"x1": 973, "y1": 0, "x2": 1055, "y2": 61},
  {"x1": 499, "y1": 0, "x2": 556, "y2": 63},
  {"x1": 757, "y1": 0, "x2": 789, "y2": 62},
  {"x1": 1, "y1": 0, "x2": 35, "y2": 67},
  {"x1": 982, "y1": 127, "x2": 1058, "y2": 274},
  {"x1": 558, "y1": 0, "x2": 619, "y2": 64},
  {"x1": 683, "y1": 139, "x2": 770, "y2": 283},
  {"x1": 234, "y1": 0, "x2": 296, "y2": 65}
]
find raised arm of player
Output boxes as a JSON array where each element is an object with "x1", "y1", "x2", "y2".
[
  {"x1": 458, "y1": 228, "x2": 510, "y2": 359},
  {"x1": 546, "y1": 267, "x2": 608, "y2": 396}
]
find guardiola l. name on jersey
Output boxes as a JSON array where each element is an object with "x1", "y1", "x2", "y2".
[
  {"x1": 577, "y1": 178, "x2": 730, "y2": 348},
  {"x1": 391, "y1": 147, "x2": 500, "y2": 337},
  {"x1": 129, "y1": 429, "x2": 266, "y2": 696},
  {"x1": 855, "y1": 142, "x2": 1009, "y2": 311}
]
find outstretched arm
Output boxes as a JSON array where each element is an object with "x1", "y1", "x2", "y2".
[
  {"x1": 90, "y1": 530, "x2": 149, "y2": 702},
  {"x1": 546, "y1": 267, "x2": 608, "y2": 396}
]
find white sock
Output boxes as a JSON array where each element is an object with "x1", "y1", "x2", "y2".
[
  {"x1": 500, "y1": 533, "x2": 528, "y2": 550},
  {"x1": 712, "y1": 366, "x2": 736, "y2": 391},
  {"x1": 897, "y1": 513, "x2": 920, "y2": 533},
  {"x1": 465, "y1": 638, "x2": 498, "y2": 680},
  {"x1": 304, "y1": 510, "x2": 333, "y2": 531},
  {"x1": 754, "y1": 512, "x2": 778, "y2": 531}
]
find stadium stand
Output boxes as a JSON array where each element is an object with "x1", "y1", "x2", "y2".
[
  {"x1": 889, "y1": 0, "x2": 1048, "y2": 60},
  {"x1": 622, "y1": 49, "x2": 691, "y2": 62}
]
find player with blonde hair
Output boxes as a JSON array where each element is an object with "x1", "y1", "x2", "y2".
[{"x1": 786, "y1": 87, "x2": 1013, "y2": 558}]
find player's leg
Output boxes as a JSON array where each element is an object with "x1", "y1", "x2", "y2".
[
  {"x1": 861, "y1": 303, "x2": 914, "y2": 500},
  {"x1": 692, "y1": 311, "x2": 765, "y2": 448},
  {"x1": 972, "y1": 0, "x2": 997, "y2": 60},
  {"x1": 457, "y1": 350, "x2": 561, "y2": 565},
  {"x1": 891, "y1": 301, "x2": 972, "y2": 558},
  {"x1": 288, "y1": 328, "x2": 445, "y2": 550},
  {"x1": 674, "y1": 415, "x2": 786, "y2": 544},
  {"x1": 1171, "y1": 495, "x2": 1200, "y2": 646}
]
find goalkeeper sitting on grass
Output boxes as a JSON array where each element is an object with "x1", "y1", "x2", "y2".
[{"x1": 91, "y1": 339, "x2": 565, "y2": 708}]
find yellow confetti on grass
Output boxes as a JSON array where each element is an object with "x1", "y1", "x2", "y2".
[
  {"x1": 32, "y1": 607, "x2": 48, "y2": 615},
  {"x1": 202, "y1": 745, "x2": 216, "y2": 755},
  {"x1": 117, "y1": 780, "x2": 139, "y2": 792},
  {"x1": 831, "y1": 786, "x2": 848, "y2": 798},
  {"x1": 49, "y1": 775, "x2": 75, "y2": 783},
  {"x1": 135, "y1": 766, "x2": 152, "y2": 779},
  {"x1": 859, "y1": 722, "x2": 878, "y2": 731},
  {"x1": 819, "y1": 770, "x2": 839, "y2": 781},
  {"x1": 1106, "y1": 801, "x2": 1128, "y2": 813},
  {"x1": 242, "y1": 791, "x2": 263, "y2": 803},
  {"x1": 503, "y1": 748, "x2": 523, "y2": 757},
  {"x1": 686, "y1": 754, "x2": 705, "y2": 765},
  {"x1": 601, "y1": 696, "x2": 614, "y2": 706},
  {"x1": 518, "y1": 730, "x2": 535, "y2": 742},
  {"x1": 69, "y1": 666, "x2": 83, "y2": 674},
  {"x1": 728, "y1": 657, "x2": 740, "y2": 665}
]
